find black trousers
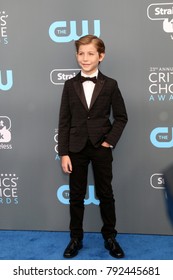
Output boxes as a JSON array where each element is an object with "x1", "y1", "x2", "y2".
[{"x1": 69, "y1": 140, "x2": 117, "y2": 240}]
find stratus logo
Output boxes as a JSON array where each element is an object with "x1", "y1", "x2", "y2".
[
  {"x1": 147, "y1": 3, "x2": 173, "y2": 39},
  {"x1": 150, "y1": 173, "x2": 165, "y2": 189},
  {"x1": 50, "y1": 69, "x2": 80, "y2": 85}
]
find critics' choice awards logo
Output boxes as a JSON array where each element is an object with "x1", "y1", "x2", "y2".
[
  {"x1": 150, "y1": 173, "x2": 165, "y2": 189},
  {"x1": 0, "y1": 70, "x2": 13, "y2": 91},
  {"x1": 148, "y1": 67, "x2": 173, "y2": 101},
  {"x1": 49, "y1": 20, "x2": 100, "y2": 43},
  {"x1": 0, "y1": 116, "x2": 12, "y2": 150},
  {"x1": 57, "y1": 185, "x2": 99, "y2": 205},
  {"x1": 147, "y1": 3, "x2": 173, "y2": 39},
  {"x1": 150, "y1": 127, "x2": 173, "y2": 148},
  {"x1": 54, "y1": 128, "x2": 60, "y2": 161},
  {"x1": 0, "y1": 173, "x2": 19, "y2": 205},
  {"x1": 0, "y1": 11, "x2": 8, "y2": 45},
  {"x1": 50, "y1": 69, "x2": 80, "y2": 85}
]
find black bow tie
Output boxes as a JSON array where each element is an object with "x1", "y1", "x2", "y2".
[{"x1": 80, "y1": 76, "x2": 97, "y2": 84}]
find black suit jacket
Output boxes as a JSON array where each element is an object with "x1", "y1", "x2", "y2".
[{"x1": 58, "y1": 71, "x2": 128, "y2": 156}]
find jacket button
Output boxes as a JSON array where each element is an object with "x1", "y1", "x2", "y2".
[{"x1": 87, "y1": 116, "x2": 90, "y2": 119}]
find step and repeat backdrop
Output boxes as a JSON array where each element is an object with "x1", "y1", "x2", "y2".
[{"x1": 0, "y1": 0, "x2": 173, "y2": 234}]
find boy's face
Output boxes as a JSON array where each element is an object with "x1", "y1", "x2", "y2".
[{"x1": 76, "y1": 43, "x2": 105, "y2": 75}]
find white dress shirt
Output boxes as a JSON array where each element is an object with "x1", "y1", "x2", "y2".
[{"x1": 81, "y1": 69, "x2": 98, "y2": 108}]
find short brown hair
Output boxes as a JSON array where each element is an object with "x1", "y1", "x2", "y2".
[{"x1": 75, "y1": 35, "x2": 105, "y2": 54}]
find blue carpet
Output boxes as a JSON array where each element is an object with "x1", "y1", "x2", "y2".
[{"x1": 0, "y1": 231, "x2": 172, "y2": 260}]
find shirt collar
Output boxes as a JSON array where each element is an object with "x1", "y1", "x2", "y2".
[{"x1": 81, "y1": 69, "x2": 98, "y2": 78}]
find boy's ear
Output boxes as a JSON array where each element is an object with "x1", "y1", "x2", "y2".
[{"x1": 99, "y1": 53, "x2": 105, "y2": 62}]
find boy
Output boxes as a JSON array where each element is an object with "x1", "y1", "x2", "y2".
[{"x1": 58, "y1": 35, "x2": 128, "y2": 258}]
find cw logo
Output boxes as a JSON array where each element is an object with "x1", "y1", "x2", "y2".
[
  {"x1": 150, "y1": 127, "x2": 173, "y2": 148},
  {"x1": 49, "y1": 20, "x2": 100, "y2": 43},
  {"x1": 0, "y1": 70, "x2": 13, "y2": 91},
  {"x1": 57, "y1": 185, "x2": 99, "y2": 205}
]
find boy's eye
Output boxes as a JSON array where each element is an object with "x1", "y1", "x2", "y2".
[{"x1": 78, "y1": 52, "x2": 95, "y2": 55}]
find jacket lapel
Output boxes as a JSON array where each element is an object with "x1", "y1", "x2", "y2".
[
  {"x1": 89, "y1": 73, "x2": 105, "y2": 109},
  {"x1": 73, "y1": 73, "x2": 89, "y2": 111},
  {"x1": 74, "y1": 80, "x2": 88, "y2": 111}
]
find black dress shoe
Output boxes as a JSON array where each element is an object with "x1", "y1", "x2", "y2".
[
  {"x1": 63, "y1": 238, "x2": 83, "y2": 258},
  {"x1": 105, "y1": 238, "x2": 125, "y2": 258}
]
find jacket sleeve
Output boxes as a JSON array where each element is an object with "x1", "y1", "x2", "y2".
[
  {"x1": 105, "y1": 81, "x2": 128, "y2": 147},
  {"x1": 58, "y1": 81, "x2": 71, "y2": 156}
]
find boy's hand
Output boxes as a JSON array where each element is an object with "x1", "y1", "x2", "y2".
[
  {"x1": 101, "y1": 141, "x2": 111, "y2": 148},
  {"x1": 61, "y1": 155, "x2": 72, "y2": 173}
]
